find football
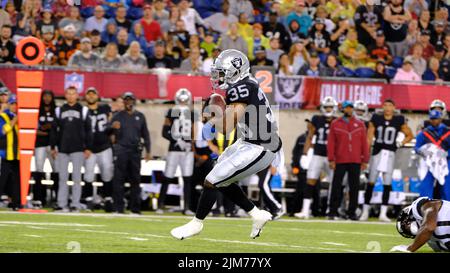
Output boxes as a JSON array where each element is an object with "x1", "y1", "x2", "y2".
[{"x1": 207, "y1": 93, "x2": 226, "y2": 116}]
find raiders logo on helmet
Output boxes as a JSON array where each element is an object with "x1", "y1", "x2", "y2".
[{"x1": 231, "y1": 57, "x2": 243, "y2": 69}]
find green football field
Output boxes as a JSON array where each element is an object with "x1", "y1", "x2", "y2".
[{"x1": 0, "y1": 211, "x2": 432, "y2": 253}]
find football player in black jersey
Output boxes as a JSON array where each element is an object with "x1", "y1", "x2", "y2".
[
  {"x1": 361, "y1": 99, "x2": 413, "y2": 222},
  {"x1": 158, "y1": 88, "x2": 198, "y2": 215},
  {"x1": 83, "y1": 87, "x2": 114, "y2": 212},
  {"x1": 171, "y1": 49, "x2": 282, "y2": 240},
  {"x1": 295, "y1": 96, "x2": 338, "y2": 219},
  {"x1": 354, "y1": 100, "x2": 371, "y2": 126}
]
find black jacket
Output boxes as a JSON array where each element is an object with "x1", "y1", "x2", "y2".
[
  {"x1": 291, "y1": 133, "x2": 307, "y2": 172},
  {"x1": 51, "y1": 103, "x2": 93, "y2": 153},
  {"x1": 111, "y1": 110, "x2": 151, "y2": 153}
]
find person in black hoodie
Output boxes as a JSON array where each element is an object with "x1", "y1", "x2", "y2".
[
  {"x1": 50, "y1": 86, "x2": 93, "y2": 212},
  {"x1": 32, "y1": 90, "x2": 57, "y2": 208}
]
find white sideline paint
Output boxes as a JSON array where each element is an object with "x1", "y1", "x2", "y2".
[
  {"x1": 0, "y1": 221, "x2": 105, "y2": 227},
  {"x1": 0, "y1": 211, "x2": 394, "y2": 226},
  {"x1": 127, "y1": 237, "x2": 149, "y2": 241},
  {"x1": 322, "y1": 242, "x2": 348, "y2": 246},
  {"x1": 23, "y1": 234, "x2": 43, "y2": 238}
]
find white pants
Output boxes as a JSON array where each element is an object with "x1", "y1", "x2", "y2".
[
  {"x1": 164, "y1": 151, "x2": 194, "y2": 178},
  {"x1": 34, "y1": 146, "x2": 56, "y2": 172},
  {"x1": 307, "y1": 155, "x2": 333, "y2": 180},
  {"x1": 206, "y1": 139, "x2": 276, "y2": 187},
  {"x1": 368, "y1": 150, "x2": 396, "y2": 185},
  {"x1": 84, "y1": 148, "x2": 114, "y2": 182}
]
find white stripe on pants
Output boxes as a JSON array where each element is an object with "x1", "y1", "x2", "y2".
[{"x1": 57, "y1": 152, "x2": 84, "y2": 209}]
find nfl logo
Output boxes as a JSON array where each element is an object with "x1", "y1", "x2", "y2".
[{"x1": 64, "y1": 73, "x2": 84, "y2": 94}]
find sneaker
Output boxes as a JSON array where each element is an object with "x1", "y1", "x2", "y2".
[
  {"x1": 54, "y1": 207, "x2": 70, "y2": 213},
  {"x1": 359, "y1": 205, "x2": 370, "y2": 221},
  {"x1": 379, "y1": 214, "x2": 392, "y2": 222},
  {"x1": 103, "y1": 197, "x2": 114, "y2": 213},
  {"x1": 272, "y1": 209, "x2": 285, "y2": 220},
  {"x1": 250, "y1": 209, "x2": 272, "y2": 239},
  {"x1": 155, "y1": 209, "x2": 164, "y2": 214},
  {"x1": 293, "y1": 211, "x2": 310, "y2": 219},
  {"x1": 347, "y1": 214, "x2": 359, "y2": 221},
  {"x1": 70, "y1": 207, "x2": 80, "y2": 213},
  {"x1": 32, "y1": 201, "x2": 43, "y2": 209},
  {"x1": 224, "y1": 212, "x2": 240, "y2": 218},
  {"x1": 327, "y1": 215, "x2": 341, "y2": 221},
  {"x1": 170, "y1": 218, "x2": 203, "y2": 240},
  {"x1": 183, "y1": 209, "x2": 195, "y2": 216}
]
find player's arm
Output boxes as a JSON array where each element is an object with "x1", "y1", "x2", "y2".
[
  {"x1": 367, "y1": 121, "x2": 375, "y2": 154},
  {"x1": 400, "y1": 123, "x2": 414, "y2": 146},
  {"x1": 303, "y1": 122, "x2": 315, "y2": 155},
  {"x1": 162, "y1": 117, "x2": 173, "y2": 141},
  {"x1": 209, "y1": 102, "x2": 246, "y2": 135},
  {"x1": 407, "y1": 201, "x2": 442, "y2": 252}
]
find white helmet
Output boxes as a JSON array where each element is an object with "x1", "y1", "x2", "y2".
[
  {"x1": 211, "y1": 49, "x2": 250, "y2": 90},
  {"x1": 354, "y1": 100, "x2": 370, "y2": 121},
  {"x1": 174, "y1": 88, "x2": 192, "y2": 105},
  {"x1": 430, "y1": 99, "x2": 447, "y2": 113},
  {"x1": 320, "y1": 96, "x2": 338, "y2": 117}
]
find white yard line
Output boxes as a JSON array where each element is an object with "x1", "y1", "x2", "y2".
[
  {"x1": 0, "y1": 221, "x2": 105, "y2": 227},
  {"x1": 322, "y1": 242, "x2": 348, "y2": 246},
  {"x1": 23, "y1": 234, "x2": 43, "y2": 238},
  {"x1": 127, "y1": 237, "x2": 149, "y2": 241}
]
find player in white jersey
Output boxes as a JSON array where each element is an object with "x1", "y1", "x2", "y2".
[{"x1": 392, "y1": 197, "x2": 450, "y2": 252}]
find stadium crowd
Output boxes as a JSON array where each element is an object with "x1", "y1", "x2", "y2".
[{"x1": 1, "y1": 0, "x2": 450, "y2": 81}]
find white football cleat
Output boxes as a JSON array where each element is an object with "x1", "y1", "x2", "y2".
[
  {"x1": 250, "y1": 209, "x2": 273, "y2": 239},
  {"x1": 359, "y1": 205, "x2": 370, "y2": 221},
  {"x1": 170, "y1": 218, "x2": 203, "y2": 240},
  {"x1": 379, "y1": 214, "x2": 392, "y2": 222},
  {"x1": 293, "y1": 212, "x2": 310, "y2": 219}
]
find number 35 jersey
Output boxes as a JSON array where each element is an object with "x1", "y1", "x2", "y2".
[
  {"x1": 225, "y1": 76, "x2": 281, "y2": 152},
  {"x1": 370, "y1": 113, "x2": 405, "y2": 155},
  {"x1": 89, "y1": 104, "x2": 112, "y2": 153},
  {"x1": 311, "y1": 115, "x2": 333, "y2": 157}
]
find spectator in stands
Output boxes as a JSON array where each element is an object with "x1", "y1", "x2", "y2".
[
  {"x1": 417, "y1": 29, "x2": 435, "y2": 59},
  {"x1": 406, "y1": 43, "x2": 427, "y2": 76},
  {"x1": 298, "y1": 51, "x2": 327, "y2": 76},
  {"x1": 246, "y1": 23, "x2": 269, "y2": 61},
  {"x1": 148, "y1": 40, "x2": 174, "y2": 69},
  {"x1": 68, "y1": 37, "x2": 101, "y2": 68},
  {"x1": 200, "y1": 31, "x2": 217, "y2": 57},
  {"x1": 431, "y1": 20, "x2": 446, "y2": 46},
  {"x1": 51, "y1": 86, "x2": 93, "y2": 212},
  {"x1": 56, "y1": 24, "x2": 80, "y2": 66},
  {"x1": 128, "y1": 22, "x2": 147, "y2": 52},
  {"x1": 141, "y1": 4, "x2": 163, "y2": 43},
  {"x1": 201, "y1": 47, "x2": 221, "y2": 74},
  {"x1": 53, "y1": 0, "x2": 70, "y2": 20},
  {"x1": 237, "y1": 12, "x2": 253, "y2": 41},
  {"x1": 218, "y1": 22, "x2": 247, "y2": 54},
  {"x1": 229, "y1": 0, "x2": 254, "y2": 23},
  {"x1": 204, "y1": 0, "x2": 237, "y2": 34},
  {"x1": 100, "y1": 42, "x2": 122, "y2": 69},
  {"x1": 36, "y1": 7, "x2": 58, "y2": 39},
  {"x1": 0, "y1": 25, "x2": 15, "y2": 64},
  {"x1": 406, "y1": 19, "x2": 420, "y2": 48},
  {"x1": 84, "y1": 5, "x2": 108, "y2": 33},
  {"x1": 422, "y1": 56, "x2": 444, "y2": 81},
  {"x1": 286, "y1": 0, "x2": 312, "y2": 36},
  {"x1": 262, "y1": 11, "x2": 291, "y2": 52},
  {"x1": 308, "y1": 18, "x2": 331, "y2": 57},
  {"x1": 393, "y1": 56, "x2": 421, "y2": 83},
  {"x1": 178, "y1": 0, "x2": 204, "y2": 35},
  {"x1": 339, "y1": 29, "x2": 369, "y2": 70},
  {"x1": 121, "y1": 41, "x2": 148, "y2": 70},
  {"x1": 250, "y1": 46, "x2": 274, "y2": 66},
  {"x1": 277, "y1": 53, "x2": 294, "y2": 76},
  {"x1": 153, "y1": 0, "x2": 170, "y2": 32},
  {"x1": 109, "y1": 5, "x2": 131, "y2": 32},
  {"x1": 14, "y1": 1, "x2": 36, "y2": 43},
  {"x1": 354, "y1": 0, "x2": 383, "y2": 48},
  {"x1": 287, "y1": 19, "x2": 302, "y2": 45},
  {"x1": 0, "y1": 3, "x2": 12, "y2": 30},
  {"x1": 179, "y1": 46, "x2": 203, "y2": 73},
  {"x1": 443, "y1": 34, "x2": 450, "y2": 58},
  {"x1": 373, "y1": 61, "x2": 390, "y2": 81},
  {"x1": 330, "y1": 15, "x2": 350, "y2": 54},
  {"x1": 433, "y1": 43, "x2": 446, "y2": 61},
  {"x1": 266, "y1": 37, "x2": 284, "y2": 69},
  {"x1": 314, "y1": 5, "x2": 335, "y2": 34},
  {"x1": 326, "y1": 0, "x2": 356, "y2": 23},
  {"x1": 383, "y1": 0, "x2": 411, "y2": 58},
  {"x1": 169, "y1": 19, "x2": 190, "y2": 49},
  {"x1": 89, "y1": 29, "x2": 106, "y2": 55},
  {"x1": 58, "y1": 6, "x2": 84, "y2": 38},
  {"x1": 367, "y1": 29, "x2": 393, "y2": 65},
  {"x1": 0, "y1": 87, "x2": 9, "y2": 111},
  {"x1": 42, "y1": 27, "x2": 58, "y2": 65},
  {"x1": 101, "y1": 21, "x2": 118, "y2": 44},
  {"x1": 418, "y1": 9, "x2": 431, "y2": 31},
  {"x1": 116, "y1": 28, "x2": 130, "y2": 55},
  {"x1": 324, "y1": 54, "x2": 345, "y2": 77},
  {"x1": 165, "y1": 5, "x2": 181, "y2": 34},
  {"x1": 405, "y1": 0, "x2": 428, "y2": 18},
  {"x1": 289, "y1": 39, "x2": 309, "y2": 74},
  {"x1": 0, "y1": 95, "x2": 20, "y2": 210}
]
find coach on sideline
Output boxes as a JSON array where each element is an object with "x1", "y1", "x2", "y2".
[
  {"x1": 110, "y1": 92, "x2": 151, "y2": 214},
  {"x1": 327, "y1": 100, "x2": 369, "y2": 221}
]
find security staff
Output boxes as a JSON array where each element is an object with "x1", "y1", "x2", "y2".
[
  {"x1": 110, "y1": 92, "x2": 151, "y2": 214},
  {"x1": 0, "y1": 95, "x2": 20, "y2": 210}
]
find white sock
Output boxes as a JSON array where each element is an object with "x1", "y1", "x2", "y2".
[
  {"x1": 380, "y1": 205, "x2": 388, "y2": 217},
  {"x1": 363, "y1": 204, "x2": 371, "y2": 212},
  {"x1": 302, "y1": 199, "x2": 311, "y2": 215},
  {"x1": 248, "y1": 206, "x2": 259, "y2": 217},
  {"x1": 192, "y1": 217, "x2": 204, "y2": 224}
]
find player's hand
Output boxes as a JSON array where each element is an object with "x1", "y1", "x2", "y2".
[
  {"x1": 329, "y1": 161, "x2": 336, "y2": 170},
  {"x1": 111, "y1": 121, "x2": 121, "y2": 130},
  {"x1": 300, "y1": 155, "x2": 309, "y2": 170},
  {"x1": 396, "y1": 140, "x2": 404, "y2": 149},
  {"x1": 51, "y1": 149, "x2": 58, "y2": 159},
  {"x1": 202, "y1": 122, "x2": 215, "y2": 141},
  {"x1": 84, "y1": 149, "x2": 92, "y2": 159},
  {"x1": 144, "y1": 152, "x2": 152, "y2": 162},
  {"x1": 390, "y1": 245, "x2": 411, "y2": 253},
  {"x1": 292, "y1": 167, "x2": 300, "y2": 175},
  {"x1": 361, "y1": 163, "x2": 368, "y2": 171}
]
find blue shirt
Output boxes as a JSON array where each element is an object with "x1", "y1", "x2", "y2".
[
  {"x1": 286, "y1": 12, "x2": 312, "y2": 36},
  {"x1": 415, "y1": 123, "x2": 450, "y2": 157}
]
